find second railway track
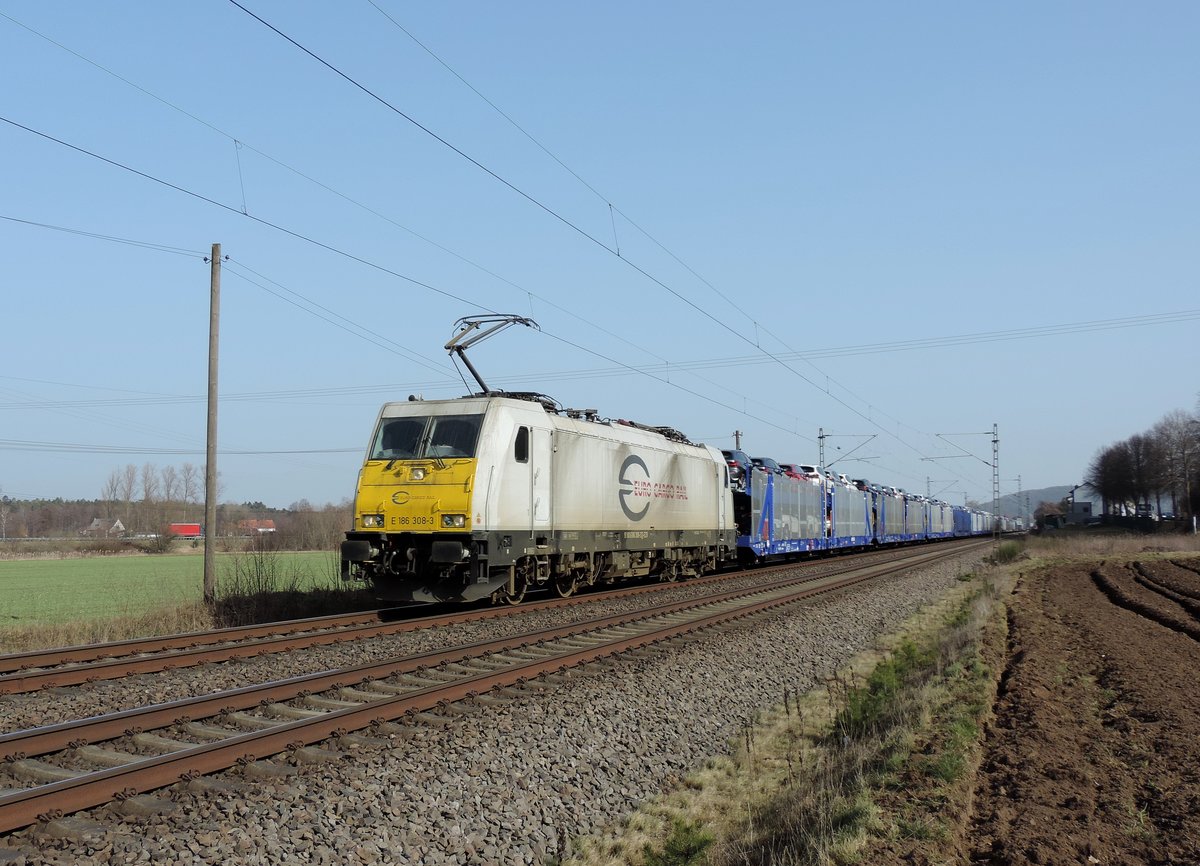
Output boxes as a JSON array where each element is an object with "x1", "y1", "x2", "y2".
[
  {"x1": 0, "y1": 541, "x2": 983, "y2": 696},
  {"x1": 0, "y1": 541, "x2": 986, "y2": 835}
]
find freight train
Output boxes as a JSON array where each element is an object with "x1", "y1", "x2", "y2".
[{"x1": 339, "y1": 390, "x2": 1005, "y2": 604}]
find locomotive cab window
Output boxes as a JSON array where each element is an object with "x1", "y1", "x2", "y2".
[
  {"x1": 370, "y1": 414, "x2": 484, "y2": 460},
  {"x1": 514, "y1": 426, "x2": 529, "y2": 463}
]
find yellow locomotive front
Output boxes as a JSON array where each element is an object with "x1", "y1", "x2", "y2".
[{"x1": 340, "y1": 400, "x2": 487, "y2": 601}]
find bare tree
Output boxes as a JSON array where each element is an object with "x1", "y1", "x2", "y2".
[
  {"x1": 140, "y1": 463, "x2": 160, "y2": 503},
  {"x1": 161, "y1": 465, "x2": 180, "y2": 504},
  {"x1": 1034, "y1": 500, "x2": 1063, "y2": 522},
  {"x1": 1084, "y1": 442, "x2": 1134, "y2": 514},
  {"x1": 278, "y1": 499, "x2": 350, "y2": 550},
  {"x1": 101, "y1": 470, "x2": 122, "y2": 503},
  {"x1": 1153, "y1": 409, "x2": 1200, "y2": 519},
  {"x1": 181, "y1": 463, "x2": 200, "y2": 506},
  {"x1": 1126, "y1": 433, "x2": 1167, "y2": 510},
  {"x1": 120, "y1": 464, "x2": 138, "y2": 506}
]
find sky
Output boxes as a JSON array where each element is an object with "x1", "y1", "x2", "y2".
[{"x1": 2, "y1": 2, "x2": 1197, "y2": 512}]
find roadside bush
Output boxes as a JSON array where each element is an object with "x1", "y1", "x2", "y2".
[
  {"x1": 831, "y1": 640, "x2": 934, "y2": 742},
  {"x1": 988, "y1": 540, "x2": 1023, "y2": 565},
  {"x1": 77, "y1": 538, "x2": 137, "y2": 555},
  {"x1": 136, "y1": 529, "x2": 176, "y2": 554},
  {"x1": 210, "y1": 548, "x2": 374, "y2": 627}
]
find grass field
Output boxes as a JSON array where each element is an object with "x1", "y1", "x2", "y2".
[{"x1": 0, "y1": 551, "x2": 340, "y2": 628}]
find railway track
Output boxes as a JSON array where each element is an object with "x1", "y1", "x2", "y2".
[
  {"x1": 0, "y1": 541, "x2": 983, "y2": 696},
  {"x1": 0, "y1": 541, "x2": 985, "y2": 835}
]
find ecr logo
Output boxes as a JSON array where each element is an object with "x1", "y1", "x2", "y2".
[{"x1": 618, "y1": 454, "x2": 651, "y2": 521}]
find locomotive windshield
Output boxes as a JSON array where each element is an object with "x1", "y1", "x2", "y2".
[{"x1": 370, "y1": 414, "x2": 484, "y2": 460}]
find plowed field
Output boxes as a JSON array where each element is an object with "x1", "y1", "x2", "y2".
[{"x1": 969, "y1": 557, "x2": 1200, "y2": 865}]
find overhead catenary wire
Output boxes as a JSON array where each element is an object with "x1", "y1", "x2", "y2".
[
  {"x1": 0, "y1": 23, "x2": 1041, "y2": 496},
  {"x1": 0, "y1": 214, "x2": 205, "y2": 257},
  {"x1": 0, "y1": 8, "x2": 1040, "y2": 494},
  {"x1": 5, "y1": 305, "x2": 1193, "y2": 409},
  {"x1": 4, "y1": 7, "x2": 754, "y2": 396},
  {"x1": 0, "y1": 118, "x2": 831, "y2": 452},
  {"x1": 0, "y1": 115, "x2": 490, "y2": 314},
  {"x1": 0, "y1": 438, "x2": 359, "y2": 455},
  {"x1": 355, "y1": 3, "x2": 982, "y2": 460},
  {"x1": 227, "y1": 2, "x2": 986, "y2": 480},
  {"x1": 0, "y1": 10, "x2": 1027, "y2": 496},
  {"x1": 0, "y1": 10, "x2": 675, "y2": 369},
  {"x1": 222, "y1": 261, "x2": 456, "y2": 378}
]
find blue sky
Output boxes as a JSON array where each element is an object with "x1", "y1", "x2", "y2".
[{"x1": 2, "y1": 2, "x2": 1197, "y2": 511}]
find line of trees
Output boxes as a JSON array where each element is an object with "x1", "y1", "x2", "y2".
[
  {"x1": 0, "y1": 464, "x2": 350, "y2": 551},
  {"x1": 1084, "y1": 406, "x2": 1199, "y2": 519},
  {"x1": 99, "y1": 462, "x2": 205, "y2": 535}
]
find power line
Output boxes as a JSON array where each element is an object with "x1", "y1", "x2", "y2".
[
  {"x1": 0, "y1": 114, "x2": 491, "y2": 313},
  {"x1": 230, "y1": 0, "x2": 623, "y2": 257},
  {"x1": 0, "y1": 118, "x2": 829, "y2": 448},
  {"x1": 4, "y1": 9, "x2": 959, "y2": 469},
  {"x1": 1, "y1": 11, "x2": 630, "y2": 351},
  {"x1": 0, "y1": 214, "x2": 205, "y2": 257},
  {"x1": 230, "y1": 3, "x2": 976, "y2": 475},
  {"x1": 0, "y1": 438, "x2": 359, "y2": 455},
  {"x1": 355, "y1": 4, "x2": 985, "y2": 464},
  {"x1": 222, "y1": 261, "x2": 456, "y2": 378},
  {"x1": 0, "y1": 111, "x2": 975, "y2": 489},
  {"x1": 2, "y1": 8, "x2": 711, "y2": 381},
  {"x1": 0, "y1": 209, "x2": 456, "y2": 378}
]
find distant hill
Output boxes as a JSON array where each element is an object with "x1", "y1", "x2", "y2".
[{"x1": 970, "y1": 486, "x2": 1097, "y2": 518}]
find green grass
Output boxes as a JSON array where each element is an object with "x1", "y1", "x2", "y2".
[
  {"x1": 0, "y1": 551, "x2": 338, "y2": 627},
  {"x1": 642, "y1": 819, "x2": 714, "y2": 866}
]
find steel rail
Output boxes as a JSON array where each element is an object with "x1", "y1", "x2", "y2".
[
  {"x1": 0, "y1": 541, "x2": 981, "y2": 695},
  {"x1": 0, "y1": 608, "x2": 398, "y2": 674},
  {"x1": 0, "y1": 559, "x2": 912, "y2": 759},
  {"x1": 0, "y1": 542, "x2": 984, "y2": 834},
  {"x1": 0, "y1": 566, "x2": 769, "y2": 695}
]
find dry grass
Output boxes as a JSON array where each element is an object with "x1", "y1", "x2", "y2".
[
  {"x1": 1024, "y1": 528, "x2": 1200, "y2": 565},
  {"x1": 566, "y1": 561, "x2": 1011, "y2": 866},
  {"x1": 0, "y1": 601, "x2": 215, "y2": 653}
]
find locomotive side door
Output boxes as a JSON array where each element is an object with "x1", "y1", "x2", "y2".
[
  {"x1": 717, "y1": 461, "x2": 728, "y2": 533},
  {"x1": 530, "y1": 426, "x2": 553, "y2": 534}
]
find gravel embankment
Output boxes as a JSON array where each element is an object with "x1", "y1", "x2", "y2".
[
  {"x1": 1, "y1": 550, "x2": 984, "y2": 865},
  {"x1": 1, "y1": 550, "x2": 934, "y2": 731}
]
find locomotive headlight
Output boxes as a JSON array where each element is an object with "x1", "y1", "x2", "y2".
[
  {"x1": 441, "y1": 513, "x2": 466, "y2": 528},
  {"x1": 361, "y1": 514, "x2": 384, "y2": 528},
  {"x1": 410, "y1": 467, "x2": 427, "y2": 480}
]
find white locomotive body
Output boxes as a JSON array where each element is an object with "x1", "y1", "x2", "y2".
[{"x1": 341, "y1": 395, "x2": 736, "y2": 603}]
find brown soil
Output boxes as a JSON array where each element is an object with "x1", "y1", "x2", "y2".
[{"x1": 968, "y1": 558, "x2": 1200, "y2": 865}]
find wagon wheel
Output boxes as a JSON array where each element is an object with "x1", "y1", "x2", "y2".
[
  {"x1": 660, "y1": 561, "x2": 680, "y2": 583},
  {"x1": 553, "y1": 573, "x2": 578, "y2": 598}
]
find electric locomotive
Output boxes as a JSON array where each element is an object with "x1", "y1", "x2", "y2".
[
  {"x1": 339, "y1": 314, "x2": 1006, "y2": 604},
  {"x1": 339, "y1": 393, "x2": 736, "y2": 603}
]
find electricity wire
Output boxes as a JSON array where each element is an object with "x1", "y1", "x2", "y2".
[{"x1": 228, "y1": 2, "x2": 981, "y2": 476}]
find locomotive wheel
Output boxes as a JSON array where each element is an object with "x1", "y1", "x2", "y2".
[
  {"x1": 499, "y1": 573, "x2": 528, "y2": 605},
  {"x1": 553, "y1": 574, "x2": 577, "y2": 598},
  {"x1": 498, "y1": 557, "x2": 533, "y2": 605}
]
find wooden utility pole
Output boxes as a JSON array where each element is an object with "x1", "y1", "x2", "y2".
[{"x1": 203, "y1": 244, "x2": 221, "y2": 604}]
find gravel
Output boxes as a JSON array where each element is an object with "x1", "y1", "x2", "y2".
[{"x1": 1, "y1": 549, "x2": 984, "y2": 865}]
